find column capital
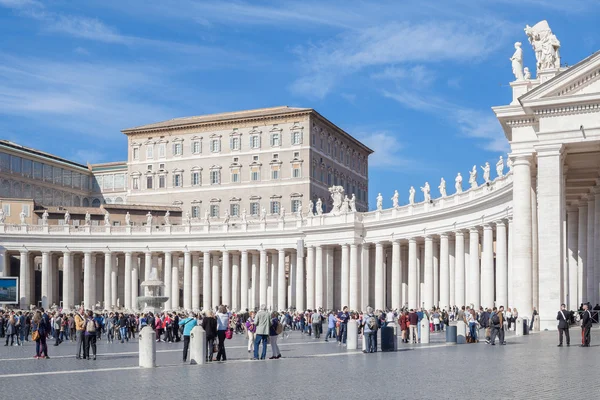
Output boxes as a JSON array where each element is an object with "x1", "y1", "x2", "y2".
[
  {"x1": 341, "y1": 243, "x2": 350, "y2": 248},
  {"x1": 350, "y1": 243, "x2": 358, "y2": 248},
  {"x1": 439, "y1": 232, "x2": 449, "y2": 239},
  {"x1": 494, "y1": 219, "x2": 507, "y2": 227},
  {"x1": 375, "y1": 241, "x2": 383, "y2": 248},
  {"x1": 454, "y1": 229, "x2": 465, "y2": 236},
  {"x1": 63, "y1": 250, "x2": 71, "y2": 255},
  {"x1": 408, "y1": 237, "x2": 417, "y2": 244},
  {"x1": 278, "y1": 248, "x2": 285, "y2": 254},
  {"x1": 469, "y1": 226, "x2": 480, "y2": 234},
  {"x1": 534, "y1": 143, "x2": 564, "y2": 157},
  {"x1": 424, "y1": 235, "x2": 433, "y2": 241},
  {"x1": 482, "y1": 223, "x2": 493, "y2": 230}
]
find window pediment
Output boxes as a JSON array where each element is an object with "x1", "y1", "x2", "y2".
[
  {"x1": 249, "y1": 195, "x2": 262, "y2": 200},
  {"x1": 191, "y1": 166, "x2": 202, "y2": 171},
  {"x1": 191, "y1": 135, "x2": 203, "y2": 141},
  {"x1": 248, "y1": 126, "x2": 262, "y2": 135},
  {"x1": 209, "y1": 133, "x2": 222, "y2": 139},
  {"x1": 230, "y1": 197, "x2": 241, "y2": 202},
  {"x1": 270, "y1": 194, "x2": 282, "y2": 199},
  {"x1": 209, "y1": 165, "x2": 222, "y2": 170},
  {"x1": 210, "y1": 198, "x2": 221, "y2": 203}
]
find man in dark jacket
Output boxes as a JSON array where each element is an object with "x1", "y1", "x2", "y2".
[
  {"x1": 489, "y1": 306, "x2": 506, "y2": 345},
  {"x1": 556, "y1": 304, "x2": 570, "y2": 347},
  {"x1": 581, "y1": 303, "x2": 592, "y2": 347}
]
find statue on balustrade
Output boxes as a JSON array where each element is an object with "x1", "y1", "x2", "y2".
[
  {"x1": 146, "y1": 211, "x2": 153, "y2": 227},
  {"x1": 0, "y1": 208, "x2": 5, "y2": 224},
  {"x1": 296, "y1": 205, "x2": 303, "y2": 219},
  {"x1": 510, "y1": 41, "x2": 524, "y2": 81},
  {"x1": 376, "y1": 193, "x2": 383, "y2": 210},
  {"x1": 316, "y1": 198, "x2": 323, "y2": 216},
  {"x1": 261, "y1": 207, "x2": 267, "y2": 221},
  {"x1": 184, "y1": 211, "x2": 191, "y2": 226},
  {"x1": 104, "y1": 212, "x2": 111, "y2": 227},
  {"x1": 524, "y1": 67, "x2": 531, "y2": 80},
  {"x1": 328, "y1": 186, "x2": 345, "y2": 215},
  {"x1": 349, "y1": 194, "x2": 356, "y2": 212},
  {"x1": 391, "y1": 190, "x2": 399, "y2": 208},
  {"x1": 84, "y1": 211, "x2": 91, "y2": 226},
  {"x1": 223, "y1": 211, "x2": 230, "y2": 225},
  {"x1": 64, "y1": 210, "x2": 70, "y2": 225},
  {"x1": 340, "y1": 195, "x2": 350, "y2": 213},
  {"x1": 525, "y1": 20, "x2": 561, "y2": 71},
  {"x1": 280, "y1": 207, "x2": 286, "y2": 220},
  {"x1": 496, "y1": 156, "x2": 504, "y2": 178},
  {"x1": 469, "y1": 165, "x2": 478, "y2": 189},
  {"x1": 307, "y1": 200, "x2": 314, "y2": 216},
  {"x1": 125, "y1": 212, "x2": 131, "y2": 226},
  {"x1": 164, "y1": 210, "x2": 171, "y2": 226},
  {"x1": 42, "y1": 210, "x2": 49, "y2": 225},
  {"x1": 439, "y1": 178, "x2": 447, "y2": 198},
  {"x1": 507, "y1": 156, "x2": 513, "y2": 172},
  {"x1": 20, "y1": 210, "x2": 26, "y2": 225},
  {"x1": 241, "y1": 208, "x2": 248, "y2": 223},
  {"x1": 421, "y1": 182, "x2": 431, "y2": 202},
  {"x1": 409, "y1": 187, "x2": 415, "y2": 205},
  {"x1": 455, "y1": 173, "x2": 463, "y2": 194},
  {"x1": 204, "y1": 209, "x2": 210, "y2": 223},
  {"x1": 481, "y1": 162, "x2": 491, "y2": 183}
]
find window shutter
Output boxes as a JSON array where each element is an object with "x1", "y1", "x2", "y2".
[{"x1": 258, "y1": 135, "x2": 261, "y2": 148}]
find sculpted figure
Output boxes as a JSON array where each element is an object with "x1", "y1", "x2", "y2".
[
  {"x1": 307, "y1": 200, "x2": 314, "y2": 216},
  {"x1": 439, "y1": 178, "x2": 447, "y2": 198},
  {"x1": 223, "y1": 211, "x2": 230, "y2": 224},
  {"x1": 296, "y1": 205, "x2": 302, "y2": 219},
  {"x1": 84, "y1": 211, "x2": 91, "y2": 226},
  {"x1": 0, "y1": 208, "x2": 5, "y2": 224},
  {"x1": 376, "y1": 193, "x2": 383, "y2": 211},
  {"x1": 42, "y1": 210, "x2": 49, "y2": 225},
  {"x1": 204, "y1": 209, "x2": 210, "y2": 222},
  {"x1": 280, "y1": 207, "x2": 286, "y2": 219},
  {"x1": 525, "y1": 21, "x2": 561, "y2": 71},
  {"x1": 496, "y1": 156, "x2": 504, "y2": 178},
  {"x1": 146, "y1": 211, "x2": 153, "y2": 226},
  {"x1": 341, "y1": 196, "x2": 350, "y2": 213},
  {"x1": 241, "y1": 208, "x2": 247, "y2": 223},
  {"x1": 104, "y1": 211, "x2": 110, "y2": 227},
  {"x1": 261, "y1": 207, "x2": 267, "y2": 221},
  {"x1": 481, "y1": 162, "x2": 491, "y2": 183},
  {"x1": 184, "y1": 211, "x2": 191, "y2": 225},
  {"x1": 125, "y1": 212, "x2": 131, "y2": 226},
  {"x1": 349, "y1": 194, "x2": 356, "y2": 212},
  {"x1": 328, "y1": 186, "x2": 345, "y2": 214},
  {"x1": 164, "y1": 210, "x2": 171, "y2": 226},
  {"x1": 507, "y1": 156, "x2": 514, "y2": 172},
  {"x1": 316, "y1": 198, "x2": 323, "y2": 216},
  {"x1": 64, "y1": 210, "x2": 70, "y2": 225},
  {"x1": 469, "y1": 165, "x2": 478, "y2": 189},
  {"x1": 510, "y1": 42, "x2": 524, "y2": 81},
  {"x1": 391, "y1": 190, "x2": 399, "y2": 208},
  {"x1": 523, "y1": 67, "x2": 531, "y2": 80},
  {"x1": 20, "y1": 210, "x2": 26, "y2": 225},
  {"x1": 455, "y1": 173, "x2": 463, "y2": 194},
  {"x1": 409, "y1": 186, "x2": 415, "y2": 205},
  {"x1": 421, "y1": 182, "x2": 431, "y2": 202}
]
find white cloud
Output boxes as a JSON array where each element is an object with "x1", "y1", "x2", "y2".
[
  {"x1": 355, "y1": 131, "x2": 408, "y2": 169},
  {"x1": 74, "y1": 149, "x2": 105, "y2": 165}
]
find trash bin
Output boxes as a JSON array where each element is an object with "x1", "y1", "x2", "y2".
[
  {"x1": 380, "y1": 325, "x2": 397, "y2": 352},
  {"x1": 446, "y1": 325, "x2": 457, "y2": 343},
  {"x1": 523, "y1": 318, "x2": 529, "y2": 335}
]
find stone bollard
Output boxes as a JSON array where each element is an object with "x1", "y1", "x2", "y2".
[
  {"x1": 515, "y1": 317, "x2": 523, "y2": 336},
  {"x1": 456, "y1": 321, "x2": 467, "y2": 344},
  {"x1": 420, "y1": 318, "x2": 430, "y2": 344},
  {"x1": 347, "y1": 320, "x2": 358, "y2": 350},
  {"x1": 190, "y1": 326, "x2": 206, "y2": 365},
  {"x1": 139, "y1": 326, "x2": 156, "y2": 368},
  {"x1": 533, "y1": 315, "x2": 540, "y2": 331}
]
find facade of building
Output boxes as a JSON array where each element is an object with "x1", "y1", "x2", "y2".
[{"x1": 1, "y1": 25, "x2": 599, "y2": 332}]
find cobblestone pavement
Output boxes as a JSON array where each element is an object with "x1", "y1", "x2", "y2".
[{"x1": 0, "y1": 328, "x2": 599, "y2": 400}]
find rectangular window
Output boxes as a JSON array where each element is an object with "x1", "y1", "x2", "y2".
[
  {"x1": 173, "y1": 143, "x2": 183, "y2": 156},
  {"x1": 271, "y1": 169, "x2": 279, "y2": 180},
  {"x1": 192, "y1": 141, "x2": 201, "y2": 154},
  {"x1": 147, "y1": 164, "x2": 153, "y2": 172},
  {"x1": 210, "y1": 170, "x2": 220, "y2": 185},
  {"x1": 2, "y1": 204, "x2": 10, "y2": 216},
  {"x1": 191, "y1": 171, "x2": 201, "y2": 186},
  {"x1": 292, "y1": 131, "x2": 302, "y2": 145},
  {"x1": 158, "y1": 143, "x2": 166, "y2": 158},
  {"x1": 230, "y1": 203, "x2": 240, "y2": 217},
  {"x1": 250, "y1": 202, "x2": 260, "y2": 216},
  {"x1": 104, "y1": 175, "x2": 114, "y2": 190},
  {"x1": 173, "y1": 174, "x2": 182, "y2": 187},
  {"x1": 146, "y1": 145, "x2": 154, "y2": 159},
  {"x1": 10, "y1": 156, "x2": 21, "y2": 174},
  {"x1": 159, "y1": 175, "x2": 166, "y2": 189},
  {"x1": 210, "y1": 205, "x2": 219, "y2": 218},
  {"x1": 133, "y1": 147, "x2": 139, "y2": 160},
  {"x1": 293, "y1": 165, "x2": 301, "y2": 178},
  {"x1": 291, "y1": 199, "x2": 301, "y2": 213},
  {"x1": 133, "y1": 177, "x2": 140, "y2": 190},
  {"x1": 340, "y1": 151, "x2": 344, "y2": 163},
  {"x1": 81, "y1": 175, "x2": 89, "y2": 190},
  {"x1": 210, "y1": 139, "x2": 221, "y2": 153},
  {"x1": 271, "y1": 133, "x2": 280, "y2": 147},
  {"x1": 250, "y1": 135, "x2": 260, "y2": 149},
  {"x1": 146, "y1": 176, "x2": 153, "y2": 189},
  {"x1": 0, "y1": 153, "x2": 9, "y2": 172},
  {"x1": 33, "y1": 161, "x2": 42, "y2": 179},
  {"x1": 293, "y1": 151, "x2": 300, "y2": 159},
  {"x1": 53, "y1": 167, "x2": 62, "y2": 185},
  {"x1": 230, "y1": 137, "x2": 240, "y2": 151},
  {"x1": 22, "y1": 204, "x2": 30, "y2": 217},
  {"x1": 63, "y1": 170, "x2": 71, "y2": 187},
  {"x1": 191, "y1": 206, "x2": 200, "y2": 218},
  {"x1": 251, "y1": 170, "x2": 260, "y2": 181},
  {"x1": 270, "y1": 201, "x2": 280, "y2": 215},
  {"x1": 231, "y1": 170, "x2": 240, "y2": 183}
]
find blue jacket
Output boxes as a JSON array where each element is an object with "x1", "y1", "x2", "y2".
[{"x1": 178, "y1": 317, "x2": 197, "y2": 336}]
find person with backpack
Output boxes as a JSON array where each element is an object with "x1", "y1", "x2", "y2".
[
  {"x1": 179, "y1": 312, "x2": 197, "y2": 362},
  {"x1": 74, "y1": 308, "x2": 86, "y2": 359},
  {"x1": 83, "y1": 310, "x2": 98, "y2": 360},
  {"x1": 337, "y1": 306, "x2": 350, "y2": 345},
  {"x1": 362, "y1": 307, "x2": 378, "y2": 353},
  {"x1": 269, "y1": 311, "x2": 282, "y2": 359},
  {"x1": 311, "y1": 310, "x2": 323, "y2": 339},
  {"x1": 489, "y1": 306, "x2": 506, "y2": 346}
]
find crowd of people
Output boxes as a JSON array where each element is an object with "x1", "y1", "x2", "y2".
[{"x1": 0, "y1": 302, "x2": 595, "y2": 361}]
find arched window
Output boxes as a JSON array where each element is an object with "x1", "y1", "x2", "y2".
[
  {"x1": 82, "y1": 198, "x2": 90, "y2": 207},
  {"x1": 91, "y1": 198, "x2": 101, "y2": 208}
]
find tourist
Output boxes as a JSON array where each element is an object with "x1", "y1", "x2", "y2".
[
  {"x1": 32, "y1": 310, "x2": 49, "y2": 359},
  {"x1": 60, "y1": 314, "x2": 69, "y2": 343},
  {"x1": 155, "y1": 314, "x2": 164, "y2": 342},
  {"x1": 512, "y1": 308, "x2": 519, "y2": 331},
  {"x1": 399, "y1": 311, "x2": 409, "y2": 343},
  {"x1": 337, "y1": 306, "x2": 350, "y2": 345},
  {"x1": 253, "y1": 304, "x2": 270, "y2": 360},
  {"x1": 4, "y1": 313, "x2": 17, "y2": 346},
  {"x1": 118, "y1": 313, "x2": 129, "y2": 343},
  {"x1": 245, "y1": 311, "x2": 256, "y2": 352},
  {"x1": 74, "y1": 308, "x2": 86, "y2": 359},
  {"x1": 580, "y1": 303, "x2": 592, "y2": 347},
  {"x1": 83, "y1": 310, "x2": 98, "y2": 360},
  {"x1": 505, "y1": 308, "x2": 513, "y2": 330},
  {"x1": 432, "y1": 309, "x2": 441, "y2": 332},
  {"x1": 105, "y1": 313, "x2": 115, "y2": 344},
  {"x1": 557, "y1": 303, "x2": 570, "y2": 347},
  {"x1": 362, "y1": 307, "x2": 378, "y2": 353},
  {"x1": 163, "y1": 313, "x2": 173, "y2": 343},
  {"x1": 467, "y1": 309, "x2": 478, "y2": 342},
  {"x1": 179, "y1": 312, "x2": 197, "y2": 362},
  {"x1": 408, "y1": 309, "x2": 418, "y2": 344},
  {"x1": 52, "y1": 314, "x2": 62, "y2": 346},
  {"x1": 311, "y1": 309, "x2": 322, "y2": 339},
  {"x1": 18, "y1": 311, "x2": 26, "y2": 344},
  {"x1": 530, "y1": 307, "x2": 538, "y2": 331},
  {"x1": 269, "y1": 311, "x2": 281, "y2": 359},
  {"x1": 325, "y1": 311, "x2": 336, "y2": 342},
  {"x1": 489, "y1": 306, "x2": 506, "y2": 346},
  {"x1": 215, "y1": 306, "x2": 230, "y2": 362},
  {"x1": 201, "y1": 310, "x2": 217, "y2": 362}
]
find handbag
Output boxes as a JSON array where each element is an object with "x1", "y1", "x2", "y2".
[
  {"x1": 32, "y1": 329, "x2": 40, "y2": 341},
  {"x1": 225, "y1": 328, "x2": 233, "y2": 340},
  {"x1": 212, "y1": 342, "x2": 218, "y2": 353}
]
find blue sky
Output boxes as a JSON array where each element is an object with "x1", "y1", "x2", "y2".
[{"x1": 1, "y1": 0, "x2": 599, "y2": 209}]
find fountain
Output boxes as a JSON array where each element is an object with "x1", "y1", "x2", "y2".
[{"x1": 136, "y1": 269, "x2": 169, "y2": 314}]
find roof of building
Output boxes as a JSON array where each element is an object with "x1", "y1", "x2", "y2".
[
  {"x1": 34, "y1": 207, "x2": 106, "y2": 216},
  {"x1": 122, "y1": 106, "x2": 312, "y2": 133},
  {"x1": 0, "y1": 140, "x2": 89, "y2": 171},
  {"x1": 90, "y1": 161, "x2": 128, "y2": 172},
  {"x1": 34, "y1": 203, "x2": 182, "y2": 215},
  {"x1": 102, "y1": 204, "x2": 182, "y2": 212}
]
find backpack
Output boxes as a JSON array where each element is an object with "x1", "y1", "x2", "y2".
[
  {"x1": 275, "y1": 321, "x2": 283, "y2": 335},
  {"x1": 490, "y1": 312, "x2": 499, "y2": 326},
  {"x1": 312, "y1": 313, "x2": 321, "y2": 324},
  {"x1": 86, "y1": 319, "x2": 97, "y2": 333},
  {"x1": 368, "y1": 315, "x2": 378, "y2": 330}
]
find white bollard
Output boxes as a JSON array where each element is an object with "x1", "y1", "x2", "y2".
[
  {"x1": 190, "y1": 326, "x2": 206, "y2": 365},
  {"x1": 362, "y1": 333, "x2": 366, "y2": 351},
  {"x1": 456, "y1": 321, "x2": 467, "y2": 344},
  {"x1": 139, "y1": 326, "x2": 156, "y2": 368},
  {"x1": 515, "y1": 317, "x2": 523, "y2": 336},
  {"x1": 347, "y1": 320, "x2": 358, "y2": 350},
  {"x1": 420, "y1": 318, "x2": 430, "y2": 344}
]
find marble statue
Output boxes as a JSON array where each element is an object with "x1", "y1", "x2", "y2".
[
  {"x1": 439, "y1": 178, "x2": 447, "y2": 198},
  {"x1": 481, "y1": 162, "x2": 491, "y2": 183},
  {"x1": 329, "y1": 186, "x2": 345, "y2": 214},
  {"x1": 241, "y1": 208, "x2": 247, "y2": 223},
  {"x1": 421, "y1": 182, "x2": 431, "y2": 202},
  {"x1": 496, "y1": 156, "x2": 504, "y2": 178},
  {"x1": 409, "y1": 186, "x2": 416, "y2": 205},
  {"x1": 125, "y1": 212, "x2": 131, "y2": 226},
  {"x1": 507, "y1": 156, "x2": 514, "y2": 172},
  {"x1": 223, "y1": 211, "x2": 230, "y2": 224},
  {"x1": 204, "y1": 209, "x2": 210, "y2": 222},
  {"x1": 104, "y1": 211, "x2": 110, "y2": 227},
  {"x1": 316, "y1": 198, "x2": 323, "y2": 216},
  {"x1": 42, "y1": 210, "x2": 49, "y2": 225},
  {"x1": 455, "y1": 173, "x2": 463, "y2": 194},
  {"x1": 184, "y1": 211, "x2": 191, "y2": 225},
  {"x1": 280, "y1": 207, "x2": 286, "y2": 219},
  {"x1": 525, "y1": 20, "x2": 561, "y2": 71},
  {"x1": 376, "y1": 193, "x2": 383, "y2": 211},
  {"x1": 307, "y1": 200, "x2": 314, "y2": 216},
  {"x1": 260, "y1": 207, "x2": 267, "y2": 221},
  {"x1": 19, "y1": 210, "x2": 26, "y2": 225},
  {"x1": 391, "y1": 190, "x2": 399, "y2": 208},
  {"x1": 146, "y1": 211, "x2": 153, "y2": 226},
  {"x1": 524, "y1": 67, "x2": 531, "y2": 80},
  {"x1": 84, "y1": 212, "x2": 91, "y2": 226},
  {"x1": 341, "y1": 196, "x2": 350, "y2": 213},
  {"x1": 469, "y1": 165, "x2": 478, "y2": 189},
  {"x1": 64, "y1": 210, "x2": 70, "y2": 225},
  {"x1": 163, "y1": 210, "x2": 171, "y2": 226},
  {"x1": 510, "y1": 42, "x2": 524, "y2": 81},
  {"x1": 296, "y1": 205, "x2": 303, "y2": 219},
  {"x1": 349, "y1": 194, "x2": 356, "y2": 212},
  {"x1": 0, "y1": 208, "x2": 4, "y2": 224}
]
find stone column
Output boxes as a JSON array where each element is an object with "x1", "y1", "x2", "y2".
[
  {"x1": 124, "y1": 252, "x2": 132, "y2": 310},
  {"x1": 408, "y1": 238, "x2": 418, "y2": 309},
  {"x1": 131, "y1": 256, "x2": 139, "y2": 310},
  {"x1": 19, "y1": 251, "x2": 29, "y2": 309},
  {"x1": 41, "y1": 251, "x2": 50, "y2": 309},
  {"x1": 567, "y1": 208, "x2": 579, "y2": 310},
  {"x1": 183, "y1": 251, "x2": 191, "y2": 310},
  {"x1": 315, "y1": 245, "x2": 323, "y2": 309},
  {"x1": 111, "y1": 254, "x2": 118, "y2": 308},
  {"x1": 536, "y1": 146, "x2": 564, "y2": 328},
  {"x1": 481, "y1": 224, "x2": 494, "y2": 309},
  {"x1": 289, "y1": 250, "x2": 297, "y2": 309},
  {"x1": 349, "y1": 243, "x2": 359, "y2": 311},
  {"x1": 512, "y1": 154, "x2": 533, "y2": 319},
  {"x1": 361, "y1": 244, "x2": 370, "y2": 311},
  {"x1": 340, "y1": 244, "x2": 350, "y2": 308},
  {"x1": 306, "y1": 246, "x2": 315, "y2": 310},
  {"x1": 251, "y1": 252, "x2": 258, "y2": 310},
  {"x1": 162, "y1": 252, "x2": 171, "y2": 310},
  {"x1": 203, "y1": 252, "x2": 211, "y2": 310},
  {"x1": 468, "y1": 228, "x2": 480, "y2": 308},
  {"x1": 83, "y1": 252, "x2": 92, "y2": 309},
  {"x1": 391, "y1": 240, "x2": 401, "y2": 310},
  {"x1": 325, "y1": 247, "x2": 334, "y2": 309},
  {"x1": 578, "y1": 203, "x2": 588, "y2": 304},
  {"x1": 103, "y1": 252, "x2": 112, "y2": 309},
  {"x1": 496, "y1": 221, "x2": 508, "y2": 308},
  {"x1": 375, "y1": 242, "x2": 384, "y2": 310},
  {"x1": 439, "y1": 234, "x2": 450, "y2": 309},
  {"x1": 433, "y1": 240, "x2": 439, "y2": 307},
  {"x1": 449, "y1": 237, "x2": 455, "y2": 308},
  {"x1": 259, "y1": 249, "x2": 268, "y2": 307},
  {"x1": 232, "y1": 253, "x2": 240, "y2": 311},
  {"x1": 296, "y1": 249, "x2": 305, "y2": 311},
  {"x1": 277, "y1": 249, "x2": 286, "y2": 311},
  {"x1": 171, "y1": 254, "x2": 180, "y2": 309},
  {"x1": 240, "y1": 250, "x2": 249, "y2": 311},
  {"x1": 191, "y1": 253, "x2": 200, "y2": 310},
  {"x1": 0, "y1": 248, "x2": 6, "y2": 278},
  {"x1": 422, "y1": 236, "x2": 433, "y2": 309},
  {"x1": 595, "y1": 190, "x2": 600, "y2": 305},
  {"x1": 221, "y1": 250, "x2": 230, "y2": 308},
  {"x1": 587, "y1": 197, "x2": 595, "y2": 305},
  {"x1": 62, "y1": 252, "x2": 72, "y2": 310},
  {"x1": 144, "y1": 252, "x2": 152, "y2": 280},
  {"x1": 508, "y1": 218, "x2": 514, "y2": 307},
  {"x1": 212, "y1": 253, "x2": 220, "y2": 308},
  {"x1": 268, "y1": 252, "x2": 276, "y2": 310},
  {"x1": 455, "y1": 231, "x2": 465, "y2": 307}
]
